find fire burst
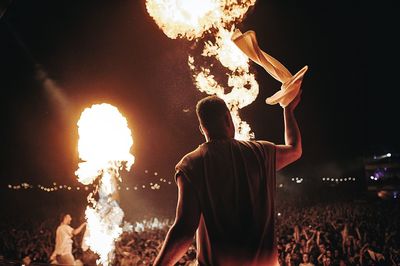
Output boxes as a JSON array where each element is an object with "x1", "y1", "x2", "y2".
[
  {"x1": 146, "y1": 0, "x2": 257, "y2": 140},
  {"x1": 76, "y1": 103, "x2": 134, "y2": 266}
]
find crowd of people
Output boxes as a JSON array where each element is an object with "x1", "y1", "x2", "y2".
[
  {"x1": 113, "y1": 226, "x2": 196, "y2": 266},
  {"x1": 0, "y1": 199, "x2": 399, "y2": 265},
  {"x1": 0, "y1": 219, "x2": 56, "y2": 264},
  {"x1": 275, "y1": 200, "x2": 400, "y2": 265}
]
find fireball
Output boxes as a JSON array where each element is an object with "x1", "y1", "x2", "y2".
[{"x1": 76, "y1": 103, "x2": 134, "y2": 265}]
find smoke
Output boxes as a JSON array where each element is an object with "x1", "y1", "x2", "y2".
[
  {"x1": 35, "y1": 65, "x2": 71, "y2": 119},
  {"x1": 3, "y1": 11, "x2": 71, "y2": 121}
]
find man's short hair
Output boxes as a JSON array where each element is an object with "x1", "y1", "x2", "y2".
[
  {"x1": 59, "y1": 213, "x2": 70, "y2": 223},
  {"x1": 196, "y1": 95, "x2": 229, "y2": 132}
]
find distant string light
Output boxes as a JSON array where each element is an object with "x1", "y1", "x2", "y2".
[
  {"x1": 5, "y1": 169, "x2": 177, "y2": 192},
  {"x1": 7, "y1": 183, "x2": 33, "y2": 190},
  {"x1": 9, "y1": 175, "x2": 361, "y2": 191},
  {"x1": 290, "y1": 177, "x2": 303, "y2": 184},
  {"x1": 6, "y1": 179, "x2": 173, "y2": 192},
  {"x1": 286, "y1": 177, "x2": 358, "y2": 184},
  {"x1": 12, "y1": 173, "x2": 365, "y2": 191},
  {"x1": 321, "y1": 177, "x2": 356, "y2": 183}
]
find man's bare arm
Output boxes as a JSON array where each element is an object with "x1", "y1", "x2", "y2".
[
  {"x1": 153, "y1": 174, "x2": 201, "y2": 266},
  {"x1": 73, "y1": 222, "x2": 86, "y2": 235},
  {"x1": 276, "y1": 91, "x2": 302, "y2": 171}
]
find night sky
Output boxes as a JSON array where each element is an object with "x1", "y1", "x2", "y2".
[{"x1": 0, "y1": 1, "x2": 399, "y2": 217}]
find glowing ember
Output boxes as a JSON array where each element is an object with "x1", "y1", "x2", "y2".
[
  {"x1": 76, "y1": 103, "x2": 134, "y2": 266},
  {"x1": 146, "y1": 0, "x2": 257, "y2": 140}
]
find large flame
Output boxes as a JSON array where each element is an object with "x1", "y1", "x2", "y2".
[
  {"x1": 146, "y1": 0, "x2": 257, "y2": 140},
  {"x1": 76, "y1": 103, "x2": 134, "y2": 266},
  {"x1": 146, "y1": 0, "x2": 222, "y2": 40}
]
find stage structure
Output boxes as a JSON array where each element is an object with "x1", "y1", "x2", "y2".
[{"x1": 364, "y1": 153, "x2": 400, "y2": 199}]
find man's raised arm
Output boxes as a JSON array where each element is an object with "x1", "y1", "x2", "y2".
[
  {"x1": 153, "y1": 174, "x2": 201, "y2": 266},
  {"x1": 276, "y1": 90, "x2": 302, "y2": 171},
  {"x1": 73, "y1": 222, "x2": 86, "y2": 235}
]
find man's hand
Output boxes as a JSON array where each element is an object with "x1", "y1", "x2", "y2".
[
  {"x1": 285, "y1": 90, "x2": 302, "y2": 112},
  {"x1": 73, "y1": 222, "x2": 86, "y2": 235}
]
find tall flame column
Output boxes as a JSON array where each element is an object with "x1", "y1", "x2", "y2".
[
  {"x1": 146, "y1": 0, "x2": 258, "y2": 140},
  {"x1": 76, "y1": 103, "x2": 134, "y2": 266}
]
